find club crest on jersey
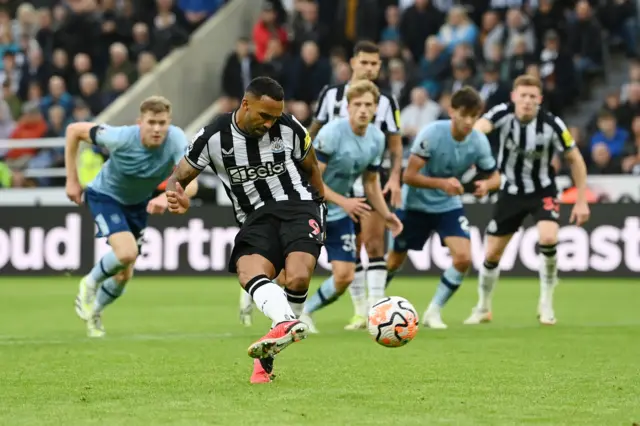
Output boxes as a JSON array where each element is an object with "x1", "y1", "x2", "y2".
[{"x1": 270, "y1": 137, "x2": 285, "y2": 153}]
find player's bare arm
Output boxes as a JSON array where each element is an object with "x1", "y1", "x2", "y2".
[
  {"x1": 473, "y1": 118, "x2": 494, "y2": 134},
  {"x1": 64, "y1": 122, "x2": 99, "y2": 204},
  {"x1": 384, "y1": 133, "x2": 403, "y2": 207},
  {"x1": 403, "y1": 154, "x2": 463, "y2": 196},
  {"x1": 317, "y1": 156, "x2": 370, "y2": 222},
  {"x1": 362, "y1": 169, "x2": 403, "y2": 236},
  {"x1": 298, "y1": 146, "x2": 326, "y2": 200},
  {"x1": 308, "y1": 120, "x2": 324, "y2": 141},
  {"x1": 564, "y1": 148, "x2": 590, "y2": 226},
  {"x1": 165, "y1": 158, "x2": 202, "y2": 214}
]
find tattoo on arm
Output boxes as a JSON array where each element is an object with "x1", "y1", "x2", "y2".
[{"x1": 167, "y1": 159, "x2": 201, "y2": 191}]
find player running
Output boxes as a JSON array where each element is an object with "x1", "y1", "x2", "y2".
[
  {"x1": 297, "y1": 81, "x2": 403, "y2": 333},
  {"x1": 384, "y1": 86, "x2": 501, "y2": 329},
  {"x1": 165, "y1": 77, "x2": 326, "y2": 384},
  {"x1": 65, "y1": 96, "x2": 198, "y2": 338},
  {"x1": 464, "y1": 75, "x2": 590, "y2": 326}
]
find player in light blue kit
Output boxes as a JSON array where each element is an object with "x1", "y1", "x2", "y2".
[
  {"x1": 385, "y1": 86, "x2": 501, "y2": 329},
  {"x1": 298, "y1": 81, "x2": 403, "y2": 333},
  {"x1": 64, "y1": 96, "x2": 198, "y2": 337}
]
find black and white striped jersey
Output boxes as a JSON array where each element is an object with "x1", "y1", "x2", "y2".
[
  {"x1": 185, "y1": 111, "x2": 317, "y2": 224},
  {"x1": 314, "y1": 82, "x2": 401, "y2": 135},
  {"x1": 483, "y1": 102, "x2": 575, "y2": 196}
]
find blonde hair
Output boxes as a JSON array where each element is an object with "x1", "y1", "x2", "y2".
[
  {"x1": 140, "y1": 96, "x2": 172, "y2": 114},
  {"x1": 346, "y1": 80, "x2": 380, "y2": 104},
  {"x1": 513, "y1": 74, "x2": 542, "y2": 91}
]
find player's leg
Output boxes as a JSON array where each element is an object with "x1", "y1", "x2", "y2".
[
  {"x1": 360, "y1": 210, "x2": 388, "y2": 308},
  {"x1": 384, "y1": 209, "x2": 413, "y2": 289},
  {"x1": 302, "y1": 217, "x2": 356, "y2": 332},
  {"x1": 346, "y1": 222, "x2": 368, "y2": 326},
  {"x1": 465, "y1": 198, "x2": 527, "y2": 324},
  {"x1": 534, "y1": 196, "x2": 561, "y2": 325},
  {"x1": 422, "y1": 210, "x2": 472, "y2": 329},
  {"x1": 85, "y1": 263, "x2": 134, "y2": 337},
  {"x1": 239, "y1": 270, "x2": 286, "y2": 327}
]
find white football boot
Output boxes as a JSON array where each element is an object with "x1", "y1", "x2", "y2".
[
  {"x1": 75, "y1": 276, "x2": 97, "y2": 321},
  {"x1": 239, "y1": 288, "x2": 253, "y2": 327},
  {"x1": 422, "y1": 305, "x2": 448, "y2": 329}
]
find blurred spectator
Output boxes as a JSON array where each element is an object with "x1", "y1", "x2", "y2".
[
  {"x1": 44, "y1": 104, "x2": 69, "y2": 137},
  {"x1": 400, "y1": 0, "x2": 444, "y2": 62},
  {"x1": 382, "y1": 58, "x2": 411, "y2": 108},
  {"x1": 19, "y1": 46, "x2": 49, "y2": 100},
  {"x1": 332, "y1": 60, "x2": 351, "y2": 84},
  {"x1": 253, "y1": 2, "x2": 288, "y2": 63},
  {"x1": 445, "y1": 57, "x2": 476, "y2": 94},
  {"x1": 70, "y1": 53, "x2": 92, "y2": 95},
  {"x1": 334, "y1": 0, "x2": 379, "y2": 51},
  {"x1": 568, "y1": 1, "x2": 603, "y2": 78},
  {"x1": 50, "y1": 48, "x2": 71, "y2": 87},
  {"x1": 103, "y1": 72, "x2": 130, "y2": 107},
  {"x1": 286, "y1": 40, "x2": 331, "y2": 104},
  {"x1": 618, "y1": 82, "x2": 640, "y2": 130},
  {"x1": 539, "y1": 30, "x2": 576, "y2": 110},
  {"x1": 221, "y1": 37, "x2": 262, "y2": 112},
  {"x1": 0, "y1": 162, "x2": 28, "y2": 188},
  {"x1": 71, "y1": 98, "x2": 93, "y2": 123},
  {"x1": 4, "y1": 101, "x2": 47, "y2": 168},
  {"x1": 419, "y1": 36, "x2": 449, "y2": 99},
  {"x1": 151, "y1": 0, "x2": 190, "y2": 60},
  {"x1": 40, "y1": 75, "x2": 73, "y2": 119},
  {"x1": 263, "y1": 38, "x2": 290, "y2": 87},
  {"x1": 13, "y1": 4, "x2": 38, "y2": 45},
  {"x1": 137, "y1": 51, "x2": 157, "y2": 77},
  {"x1": 0, "y1": 51, "x2": 20, "y2": 93},
  {"x1": 381, "y1": 5, "x2": 400, "y2": 43},
  {"x1": 531, "y1": 0, "x2": 567, "y2": 46},
  {"x1": 3, "y1": 79, "x2": 21, "y2": 120},
  {"x1": 179, "y1": 0, "x2": 225, "y2": 31},
  {"x1": 103, "y1": 43, "x2": 136, "y2": 92},
  {"x1": 130, "y1": 23, "x2": 151, "y2": 62},
  {"x1": 400, "y1": 86, "x2": 440, "y2": 142},
  {"x1": 437, "y1": 6, "x2": 478, "y2": 55},
  {"x1": 291, "y1": 0, "x2": 330, "y2": 56},
  {"x1": 35, "y1": 7, "x2": 54, "y2": 59},
  {"x1": 507, "y1": 36, "x2": 535, "y2": 81},
  {"x1": 590, "y1": 110, "x2": 627, "y2": 173},
  {"x1": 79, "y1": 73, "x2": 104, "y2": 116},
  {"x1": 477, "y1": 61, "x2": 509, "y2": 111},
  {"x1": 0, "y1": 93, "x2": 15, "y2": 139},
  {"x1": 503, "y1": 8, "x2": 535, "y2": 58},
  {"x1": 622, "y1": 115, "x2": 640, "y2": 174},
  {"x1": 479, "y1": 10, "x2": 504, "y2": 61},
  {"x1": 620, "y1": 59, "x2": 640, "y2": 103}
]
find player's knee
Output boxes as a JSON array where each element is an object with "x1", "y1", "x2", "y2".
[
  {"x1": 284, "y1": 269, "x2": 311, "y2": 292},
  {"x1": 452, "y1": 252, "x2": 472, "y2": 273},
  {"x1": 538, "y1": 235, "x2": 558, "y2": 247},
  {"x1": 363, "y1": 238, "x2": 385, "y2": 257},
  {"x1": 333, "y1": 270, "x2": 355, "y2": 294},
  {"x1": 115, "y1": 267, "x2": 134, "y2": 284},
  {"x1": 386, "y1": 251, "x2": 406, "y2": 271},
  {"x1": 112, "y1": 247, "x2": 138, "y2": 266}
]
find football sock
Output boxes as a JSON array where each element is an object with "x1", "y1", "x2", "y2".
[
  {"x1": 303, "y1": 276, "x2": 338, "y2": 314},
  {"x1": 385, "y1": 267, "x2": 398, "y2": 289},
  {"x1": 284, "y1": 287, "x2": 308, "y2": 318},
  {"x1": 245, "y1": 275, "x2": 296, "y2": 324},
  {"x1": 366, "y1": 257, "x2": 387, "y2": 307},
  {"x1": 348, "y1": 259, "x2": 368, "y2": 317},
  {"x1": 93, "y1": 277, "x2": 126, "y2": 314},
  {"x1": 478, "y1": 260, "x2": 500, "y2": 311},
  {"x1": 88, "y1": 251, "x2": 125, "y2": 285},
  {"x1": 429, "y1": 266, "x2": 465, "y2": 309},
  {"x1": 538, "y1": 244, "x2": 558, "y2": 305}
]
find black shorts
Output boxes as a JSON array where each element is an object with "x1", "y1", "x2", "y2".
[
  {"x1": 228, "y1": 200, "x2": 325, "y2": 274},
  {"x1": 486, "y1": 191, "x2": 560, "y2": 236},
  {"x1": 352, "y1": 168, "x2": 391, "y2": 235}
]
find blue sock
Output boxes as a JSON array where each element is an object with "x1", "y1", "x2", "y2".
[
  {"x1": 431, "y1": 266, "x2": 465, "y2": 308},
  {"x1": 94, "y1": 278, "x2": 126, "y2": 313},
  {"x1": 303, "y1": 277, "x2": 338, "y2": 314},
  {"x1": 89, "y1": 251, "x2": 125, "y2": 283},
  {"x1": 385, "y1": 268, "x2": 398, "y2": 289}
]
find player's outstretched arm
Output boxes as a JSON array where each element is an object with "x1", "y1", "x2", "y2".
[
  {"x1": 165, "y1": 158, "x2": 202, "y2": 214},
  {"x1": 403, "y1": 154, "x2": 463, "y2": 195},
  {"x1": 64, "y1": 122, "x2": 97, "y2": 204},
  {"x1": 362, "y1": 170, "x2": 402, "y2": 237},
  {"x1": 473, "y1": 118, "x2": 494, "y2": 134}
]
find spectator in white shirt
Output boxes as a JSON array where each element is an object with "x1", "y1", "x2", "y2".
[{"x1": 400, "y1": 86, "x2": 441, "y2": 142}]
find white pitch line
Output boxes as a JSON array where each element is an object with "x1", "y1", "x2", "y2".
[{"x1": 0, "y1": 321, "x2": 638, "y2": 346}]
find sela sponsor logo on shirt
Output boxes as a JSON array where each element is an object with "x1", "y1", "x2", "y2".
[{"x1": 227, "y1": 161, "x2": 286, "y2": 184}]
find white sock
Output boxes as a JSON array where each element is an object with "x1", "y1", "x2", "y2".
[
  {"x1": 366, "y1": 257, "x2": 387, "y2": 308},
  {"x1": 284, "y1": 287, "x2": 308, "y2": 318},
  {"x1": 478, "y1": 261, "x2": 500, "y2": 311},
  {"x1": 348, "y1": 260, "x2": 368, "y2": 317},
  {"x1": 538, "y1": 245, "x2": 558, "y2": 306},
  {"x1": 246, "y1": 276, "x2": 296, "y2": 325}
]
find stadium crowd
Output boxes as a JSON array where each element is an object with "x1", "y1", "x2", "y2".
[
  {"x1": 217, "y1": 0, "x2": 639, "y2": 178},
  {"x1": 0, "y1": 0, "x2": 226, "y2": 187}
]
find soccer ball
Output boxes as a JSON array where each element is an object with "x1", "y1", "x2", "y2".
[{"x1": 368, "y1": 296, "x2": 419, "y2": 347}]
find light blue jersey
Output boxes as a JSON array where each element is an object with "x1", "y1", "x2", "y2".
[
  {"x1": 403, "y1": 120, "x2": 496, "y2": 214},
  {"x1": 87, "y1": 124, "x2": 188, "y2": 205},
  {"x1": 313, "y1": 118, "x2": 385, "y2": 222}
]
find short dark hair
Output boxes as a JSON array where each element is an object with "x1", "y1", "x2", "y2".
[
  {"x1": 450, "y1": 86, "x2": 484, "y2": 115},
  {"x1": 597, "y1": 109, "x2": 615, "y2": 121},
  {"x1": 245, "y1": 76, "x2": 284, "y2": 101},
  {"x1": 353, "y1": 40, "x2": 379, "y2": 56}
]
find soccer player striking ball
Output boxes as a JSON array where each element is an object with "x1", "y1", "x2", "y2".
[
  {"x1": 464, "y1": 75, "x2": 590, "y2": 326},
  {"x1": 165, "y1": 77, "x2": 326, "y2": 384},
  {"x1": 297, "y1": 81, "x2": 403, "y2": 333},
  {"x1": 384, "y1": 86, "x2": 501, "y2": 329},
  {"x1": 65, "y1": 96, "x2": 198, "y2": 338}
]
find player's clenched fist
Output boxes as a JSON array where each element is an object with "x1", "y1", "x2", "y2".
[
  {"x1": 166, "y1": 182, "x2": 190, "y2": 214},
  {"x1": 65, "y1": 180, "x2": 84, "y2": 205}
]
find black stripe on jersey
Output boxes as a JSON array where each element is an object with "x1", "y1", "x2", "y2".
[
  {"x1": 513, "y1": 121, "x2": 527, "y2": 191},
  {"x1": 268, "y1": 125, "x2": 300, "y2": 200},
  {"x1": 531, "y1": 115, "x2": 545, "y2": 193},
  {"x1": 333, "y1": 84, "x2": 346, "y2": 117},
  {"x1": 279, "y1": 114, "x2": 310, "y2": 161},
  {"x1": 245, "y1": 136, "x2": 274, "y2": 203},
  {"x1": 220, "y1": 128, "x2": 254, "y2": 214},
  {"x1": 185, "y1": 127, "x2": 211, "y2": 171}
]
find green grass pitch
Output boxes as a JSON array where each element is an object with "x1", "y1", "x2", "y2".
[{"x1": 1, "y1": 276, "x2": 639, "y2": 425}]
